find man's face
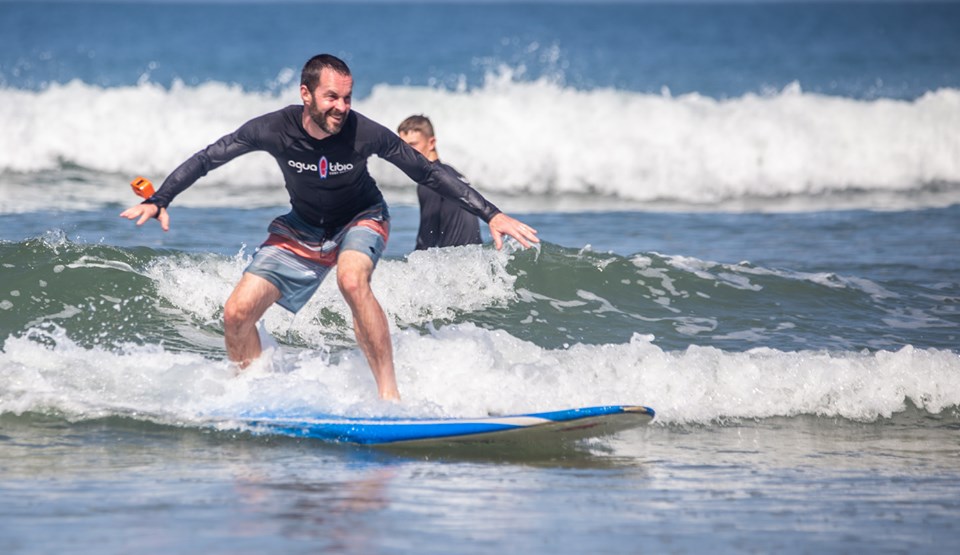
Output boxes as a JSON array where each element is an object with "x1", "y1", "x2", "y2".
[
  {"x1": 303, "y1": 68, "x2": 353, "y2": 135},
  {"x1": 399, "y1": 130, "x2": 434, "y2": 158}
]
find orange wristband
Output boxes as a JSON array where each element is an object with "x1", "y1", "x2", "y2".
[{"x1": 130, "y1": 176, "x2": 155, "y2": 199}]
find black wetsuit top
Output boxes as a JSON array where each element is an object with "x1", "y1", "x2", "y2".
[
  {"x1": 146, "y1": 106, "x2": 501, "y2": 228},
  {"x1": 416, "y1": 160, "x2": 482, "y2": 250}
]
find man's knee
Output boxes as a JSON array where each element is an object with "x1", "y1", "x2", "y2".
[
  {"x1": 336, "y1": 268, "x2": 370, "y2": 300},
  {"x1": 336, "y1": 252, "x2": 374, "y2": 300},
  {"x1": 224, "y1": 274, "x2": 278, "y2": 331},
  {"x1": 223, "y1": 296, "x2": 254, "y2": 331}
]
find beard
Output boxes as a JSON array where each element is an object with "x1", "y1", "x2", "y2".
[{"x1": 308, "y1": 103, "x2": 347, "y2": 135}]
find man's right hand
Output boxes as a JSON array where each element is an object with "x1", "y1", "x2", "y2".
[{"x1": 120, "y1": 203, "x2": 170, "y2": 231}]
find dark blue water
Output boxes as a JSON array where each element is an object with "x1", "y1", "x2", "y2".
[{"x1": 3, "y1": 2, "x2": 959, "y2": 99}]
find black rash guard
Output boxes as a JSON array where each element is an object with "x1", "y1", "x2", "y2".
[
  {"x1": 146, "y1": 106, "x2": 501, "y2": 229},
  {"x1": 416, "y1": 160, "x2": 482, "y2": 250}
]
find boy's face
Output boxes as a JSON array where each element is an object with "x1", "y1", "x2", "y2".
[{"x1": 399, "y1": 130, "x2": 435, "y2": 159}]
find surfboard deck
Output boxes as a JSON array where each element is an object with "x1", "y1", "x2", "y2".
[{"x1": 238, "y1": 405, "x2": 655, "y2": 446}]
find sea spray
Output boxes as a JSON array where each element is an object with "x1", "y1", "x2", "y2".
[
  {"x1": 3, "y1": 322, "x2": 959, "y2": 427},
  {"x1": 1, "y1": 79, "x2": 958, "y2": 212}
]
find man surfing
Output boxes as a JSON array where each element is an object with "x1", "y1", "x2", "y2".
[{"x1": 121, "y1": 54, "x2": 539, "y2": 400}]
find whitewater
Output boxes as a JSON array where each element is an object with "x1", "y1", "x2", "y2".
[
  {"x1": 2, "y1": 233, "x2": 958, "y2": 427},
  {"x1": 2, "y1": 76, "x2": 959, "y2": 213}
]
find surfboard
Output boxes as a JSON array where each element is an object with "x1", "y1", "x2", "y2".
[{"x1": 238, "y1": 404, "x2": 655, "y2": 446}]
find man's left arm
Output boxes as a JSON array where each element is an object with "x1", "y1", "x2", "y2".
[{"x1": 376, "y1": 128, "x2": 539, "y2": 249}]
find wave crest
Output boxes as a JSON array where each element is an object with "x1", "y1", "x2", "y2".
[{"x1": 2, "y1": 77, "x2": 958, "y2": 211}]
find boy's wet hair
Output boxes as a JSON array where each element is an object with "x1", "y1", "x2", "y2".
[{"x1": 397, "y1": 115, "x2": 435, "y2": 138}]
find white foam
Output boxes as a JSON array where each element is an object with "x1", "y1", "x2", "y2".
[
  {"x1": 6, "y1": 233, "x2": 960, "y2": 425},
  {"x1": 146, "y1": 243, "x2": 518, "y2": 348},
  {"x1": 2, "y1": 323, "x2": 958, "y2": 427},
  {"x1": 1, "y1": 76, "x2": 958, "y2": 213}
]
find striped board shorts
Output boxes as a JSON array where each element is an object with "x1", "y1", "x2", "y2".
[{"x1": 244, "y1": 203, "x2": 390, "y2": 313}]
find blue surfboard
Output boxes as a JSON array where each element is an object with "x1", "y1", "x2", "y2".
[{"x1": 238, "y1": 404, "x2": 655, "y2": 446}]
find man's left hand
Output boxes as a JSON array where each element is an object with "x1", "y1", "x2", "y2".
[{"x1": 488, "y1": 213, "x2": 539, "y2": 250}]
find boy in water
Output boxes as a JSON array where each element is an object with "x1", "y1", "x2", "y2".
[{"x1": 398, "y1": 115, "x2": 482, "y2": 250}]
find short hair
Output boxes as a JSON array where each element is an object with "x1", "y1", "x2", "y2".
[
  {"x1": 397, "y1": 115, "x2": 435, "y2": 138},
  {"x1": 300, "y1": 54, "x2": 352, "y2": 90}
]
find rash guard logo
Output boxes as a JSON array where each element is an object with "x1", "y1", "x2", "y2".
[{"x1": 287, "y1": 158, "x2": 354, "y2": 179}]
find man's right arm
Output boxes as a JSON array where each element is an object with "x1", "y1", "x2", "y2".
[
  {"x1": 120, "y1": 117, "x2": 264, "y2": 230},
  {"x1": 145, "y1": 129, "x2": 258, "y2": 210}
]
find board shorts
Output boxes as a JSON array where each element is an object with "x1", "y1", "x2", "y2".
[{"x1": 244, "y1": 203, "x2": 390, "y2": 313}]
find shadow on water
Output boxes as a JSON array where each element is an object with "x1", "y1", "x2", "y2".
[
  {"x1": 6, "y1": 403, "x2": 958, "y2": 473},
  {"x1": 4, "y1": 408, "x2": 960, "y2": 554},
  {"x1": 0, "y1": 411, "x2": 651, "y2": 471},
  {"x1": 0, "y1": 411, "x2": 653, "y2": 552}
]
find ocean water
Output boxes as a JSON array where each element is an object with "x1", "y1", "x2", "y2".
[{"x1": 2, "y1": 1, "x2": 960, "y2": 553}]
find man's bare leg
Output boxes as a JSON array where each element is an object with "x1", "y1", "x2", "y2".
[
  {"x1": 223, "y1": 273, "x2": 282, "y2": 368},
  {"x1": 336, "y1": 250, "x2": 400, "y2": 400}
]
